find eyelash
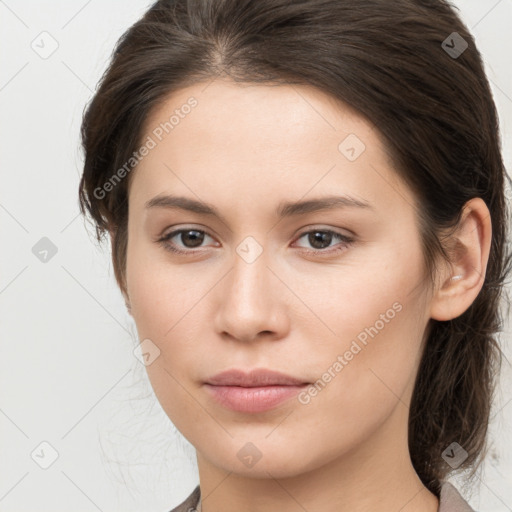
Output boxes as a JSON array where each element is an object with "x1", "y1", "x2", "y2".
[{"x1": 157, "y1": 227, "x2": 354, "y2": 257}]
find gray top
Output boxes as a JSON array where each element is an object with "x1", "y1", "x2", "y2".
[{"x1": 168, "y1": 480, "x2": 475, "y2": 512}]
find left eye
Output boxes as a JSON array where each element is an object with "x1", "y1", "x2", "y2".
[
  {"x1": 294, "y1": 229, "x2": 353, "y2": 252},
  {"x1": 158, "y1": 228, "x2": 353, "y2": 255}
]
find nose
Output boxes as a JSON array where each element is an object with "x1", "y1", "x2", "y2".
[{"x1": 213, "y1": 249, "x2": 290, "y2": 343}]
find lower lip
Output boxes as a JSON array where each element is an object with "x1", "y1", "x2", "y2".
[{"x1": 203, "y1": 384, "x2": 308, "y2": 413}]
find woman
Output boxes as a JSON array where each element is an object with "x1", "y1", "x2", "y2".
[{"x1": 78, "y1": 0, "x2": 511, "y2": 510}]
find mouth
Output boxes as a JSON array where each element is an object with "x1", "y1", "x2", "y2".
[{"x1": 203, "y1": 368, "x2": 310, "y2": 413}]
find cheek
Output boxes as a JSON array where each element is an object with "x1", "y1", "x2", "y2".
[
  {"x1": 294, "y1": 236, "x2": 428, "y2": 406},
  {"x1": 287, "y1": 272, "x2": 427, "y2": 466},
  {"x1": 125, "y1": 241, "x2": 216, "y2": 397},
  {"x1": 126, "y1": 238, "x2": 199, "y2": 340},
  {"x1": 125, "y1": 246, "x2": 209, "y2": 432}
]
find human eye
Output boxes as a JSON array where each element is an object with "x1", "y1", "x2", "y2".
[
  {"x1": 157, "y1": 227, "x2": 218, "y2": 255},
  {"x1": 292, "y1": 227, "x2": 354, "y2": 256},
  {"x1": 156, "y1": 226, "x2": 354, "y2": 257}
]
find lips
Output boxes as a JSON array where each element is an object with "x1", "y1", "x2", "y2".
[
  {"x1": 203, "y1": 368, "x2": 310, "y2": 413},
  {"x1": 205, "y1": 368, "x2": 309, "y2": 387}
]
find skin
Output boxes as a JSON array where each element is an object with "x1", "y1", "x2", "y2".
[{"x1": 120, "y1": 78, "x2": 491, "y2": 512}]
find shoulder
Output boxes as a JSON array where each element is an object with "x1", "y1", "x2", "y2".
[
  {"x1": 439, "y1": 480, "x2": 476, "y2": 512},
  {"x1": 168, "y1": 485, "x2": 201, "y2": 512}
]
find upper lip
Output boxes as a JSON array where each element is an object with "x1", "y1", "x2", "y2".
[{"x1": 205, "y1": 368, "x2": 309, "y2": 387}]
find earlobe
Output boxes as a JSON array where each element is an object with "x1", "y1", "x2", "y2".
[{"x1": 430, "y1": 197, "x2": 492, "y2": 321}]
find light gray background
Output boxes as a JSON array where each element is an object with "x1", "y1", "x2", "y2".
[{"x1": 0, "y1": 1, "x2": 511, "y2": 511}]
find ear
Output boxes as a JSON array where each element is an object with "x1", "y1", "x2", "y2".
[
  {"x1": 430, "y1": 197, "x2": 492, "y2": 321},
  {"x1": 109, "y1": 228, "x2": 132, "y2": 316}
]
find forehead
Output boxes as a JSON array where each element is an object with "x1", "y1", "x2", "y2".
[
  {"x1": 129, "y1": 79, "x2": 410, "y2": 218},
  {"x1": 141, "y1": 78, "x2": 380, "y2": 152}
]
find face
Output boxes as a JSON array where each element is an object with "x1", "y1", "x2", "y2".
[{"x1": 125, "y1": 79, "x2": 434, "y2": 478}]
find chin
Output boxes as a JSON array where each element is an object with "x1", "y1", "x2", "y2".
[{"x1": 197, "y1": 435, "x2": 336, "y2": 479}]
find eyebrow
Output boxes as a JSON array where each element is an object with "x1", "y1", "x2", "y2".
[{"x1": 145, "y1": 194, "x2": 373, "y2": 223}]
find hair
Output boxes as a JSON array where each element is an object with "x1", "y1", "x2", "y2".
[{"x1": 78, "y1": 0, "x2": 512, "y2": 498}]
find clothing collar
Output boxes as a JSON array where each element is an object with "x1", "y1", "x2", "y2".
[{"x1": 170, "y1": 480, "x2": 475, "y2": 512}]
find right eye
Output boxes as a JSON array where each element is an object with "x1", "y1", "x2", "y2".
[{"x1": 158, "y1": 228, "x2": 218, "y2": 254}]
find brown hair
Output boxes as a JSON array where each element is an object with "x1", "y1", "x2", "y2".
[{"x1": 78, "y1": 0, "x2": 512, "y2": 497}]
